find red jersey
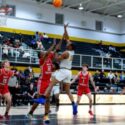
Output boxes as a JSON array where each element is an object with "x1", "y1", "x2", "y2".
[
  {"x1": 0, "y1": 68, "x2": 14, "y2": 85},
  {"x1": 78, "y1": 71, "x2": 90, "y2": 88},
  {"x1": 39, "y1": 52, "x2": 54, "y2": 80}
]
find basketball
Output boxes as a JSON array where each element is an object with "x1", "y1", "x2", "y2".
[{"x1": 53, "y1": 0, "x2": 62, "y2": 8}]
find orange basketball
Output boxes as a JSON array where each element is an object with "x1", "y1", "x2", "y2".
[{"x1": 53, "y1": 0, "x2": 62, "y2": 8}]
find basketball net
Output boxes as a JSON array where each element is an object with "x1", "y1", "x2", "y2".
[
  {"x1": 0, "y1": 15, "x2": 7, "y2": 26},
  {"x1": 0, "y1": 6, "x2": 12, "y2": 27}
]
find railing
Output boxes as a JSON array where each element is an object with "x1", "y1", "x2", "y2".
[{"x1": 0, "y1": 46, "x2": 125, "y2": 70}]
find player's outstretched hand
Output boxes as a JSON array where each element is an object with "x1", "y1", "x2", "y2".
[{"x1": 64, "y1": 23, "x2": 69, "y2": 28}]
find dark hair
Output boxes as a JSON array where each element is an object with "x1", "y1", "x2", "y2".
[
  {"x1": 53, "y1": 62, "x2": 60, "y2": 70},
  {"x1": 82, "y1": 64, "x2": 89, "y2": 69},
  {"x1": 70, "y1": 43, "x2": 76, "y2": 50}
]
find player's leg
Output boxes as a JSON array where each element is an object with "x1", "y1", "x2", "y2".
[
  {"x1": 63, "y1": 83, "x2": 77, "y2": 115},
  {"x1": 54, "y1": 93, "x2": 60, "y2": 112},
  {"x1": 44, "y1": 77, "x2": 59, "y2": 96},
  {"x1": 27, "y1": 94, "x2": 40, "y2": 118},
  {"x1": 53, "y1": 86, "x2": 60, "y2": 112},
  {"x1": 3, "y1": 93, "x2": 12, "y2": 117},
  {"x1": 75, "y1": 87, "x2": 83, "y2": 114},
  {"x1": 77, "y1": 95, "x2": 82, "y2": 104},
  {"x1": 63, "y1": 69, "x2": 77, "y2": 115},
  {"x1": 37, "y1": 70, "x2": 65, "y2": 103},
  {"x1": 34, "y1": 77, "x2": 59, "y2": 104},
  {"x1": 27, "y1": 79, "x2": 43, "y2": 118},
  {"x1": 64, "y1": 83, "x2": 74, "y2": 103},
  {"x1": 43, "y1": 97, "x2": 50, "y2": 123},
  {"x1": 0, "y1": 94, "x2": 4, "y2": 119},
  {"x1": 86, "y1": 93, "x2": 93, "y2": 116}
]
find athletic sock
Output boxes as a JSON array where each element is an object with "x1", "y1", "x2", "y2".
[{"x1": 72, "y1": 101, "x2": 75, "y2": 105}]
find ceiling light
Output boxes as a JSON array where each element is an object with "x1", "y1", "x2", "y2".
[
  {"x1": 78, "y1": 3, "x2": 84, "y2": 10},
  {"x1": 117, "y1": 14, "x2": 123, "y2": 18}
]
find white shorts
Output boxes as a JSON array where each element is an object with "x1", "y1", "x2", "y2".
[
  {"x1": 51, "y1": 85, "x2": 60, "y2": 96},
  {"x1": 52, "y1": 69, "x2": 72, "y2": 84}
]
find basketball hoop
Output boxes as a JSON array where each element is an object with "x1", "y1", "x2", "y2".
[{"x1": 0, "y1": 5, "x2": 13, "y2": 15}]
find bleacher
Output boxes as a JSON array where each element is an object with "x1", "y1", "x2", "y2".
[
  {"x1": 1, "y1": 31, "x2": 125, "y2": 57},
  {"x1": 0, "y1": 31, "x2": 125, "y2": 70}
]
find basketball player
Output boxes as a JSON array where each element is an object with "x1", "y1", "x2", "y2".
[
  {"x1": 27, "y1": 41, "x2": 57, "y2": 123},
  {"x1": 35, "y1": 24, "x2": 77, "y2": 115},
  {"x1": 0, "y1": 60, "x2": 14, "y2": 119},
  {"x1": 71, "y1": 64, "x2": 97, "y2": 116}
]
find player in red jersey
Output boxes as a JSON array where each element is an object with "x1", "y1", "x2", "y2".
[
  {"x1": 27, "y1": 38, "x2": 62, "y2": 123},
  {"x1": 27, "y1": 41, "x2": 56, "y2": 121},
  {"x1": 71, "y1": 64, "x2": 97, "y2": 116},
  {"x1": 0, "y1": 60, "x2": 14, "y2": 119}
]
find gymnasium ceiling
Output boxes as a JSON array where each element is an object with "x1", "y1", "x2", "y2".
[{"x1": 31, "y1": 0, "x2": 125, "y2": 18}]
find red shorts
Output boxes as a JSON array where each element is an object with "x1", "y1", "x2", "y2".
[
  {"x1": 37, "y1": 80, "x2": 50, "y2": 95},
  {"x1": 0, "y1": 84, "x2": 10, "y2": 95},
  {"x1": 77, "y1": 86, "x2": 91, "y2": 96}
]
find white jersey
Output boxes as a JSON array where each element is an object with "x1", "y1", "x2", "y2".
[{"x1": 60, "y1": 50, "x2": 74, "y2": 70}]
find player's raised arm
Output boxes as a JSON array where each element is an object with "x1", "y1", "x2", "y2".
[
  {"x1": 64, "y1": 23, "x2": 72, "y2": 45},
  {"x1": 46, "y1": 39, "x2": 56, "y2": 55},
  {"x1": 55, "y1": 24, "x2": 69, "y2": 52},
  {"x1": 41, "y1": 39, "x2": 56, "y2": 61}
]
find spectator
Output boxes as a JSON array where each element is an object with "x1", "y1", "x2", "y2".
[
  {"x1": 119, "y1": 71, "x2": 125, "y2": 83},
  {"x1": 28, "y1": 66, "x2": 33, "y2": 74},
  {"x1": 35, "y1": 31, "x2": 40, "y2": 41},
  {"x1": 2, "y1": 44, "x2": 9, "y2": 58},
  {"x1": 93, "y1": 70, "x2": 100, "y2": 82},
  {"x1": 0, "y1": 34, "x2": 3, "y2": 39},
  {"x1": 109, "y1": 45, "x2": 116, "y2": 53},
  {"x1": 36, "y1": 40, "x2": 44, "y2": 50},
  {"x1": 31, "y1": 39, "x2": 37, "y2": 49},
  {"x1": 9, "y1": 44, "x2": 14, "y2": 57},
  {"x1": 22, "y1": 50, "x2": 30, "y2": 58},
  {"x1": 24, "y1": 66, "x2": 33, "y2": 77},
  {"x1": 43, "y1": 33, "x2": 48, "y2": 39},
  {"x1": 98, "y1": 40, "x2": 103, "y2": 50},
  {"x1": 107, "y1": 71, "x2": 115, "y2": 84},
  {"x1": 105, "y1": 52, "x2": 111, "y2": 58},
  {"x1": 27, "y1": 83, "x2": 37, "y2": 105},
  {"x1": 114, "y1": 71, "x2": 119, "y2": 84},
  {"x1": 39, "y1": 33, "x2": 43, "y2": 41},
  {"x1": 8, "y1": 71, "x2": 19, "y2": 106},
  {"x1": 99, "y1": 70, "x2": 106, "y2": 81}
]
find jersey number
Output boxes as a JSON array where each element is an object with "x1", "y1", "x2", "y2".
[{"x1": 3, "y1": 78, "x2": 7, "y2": 84}]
